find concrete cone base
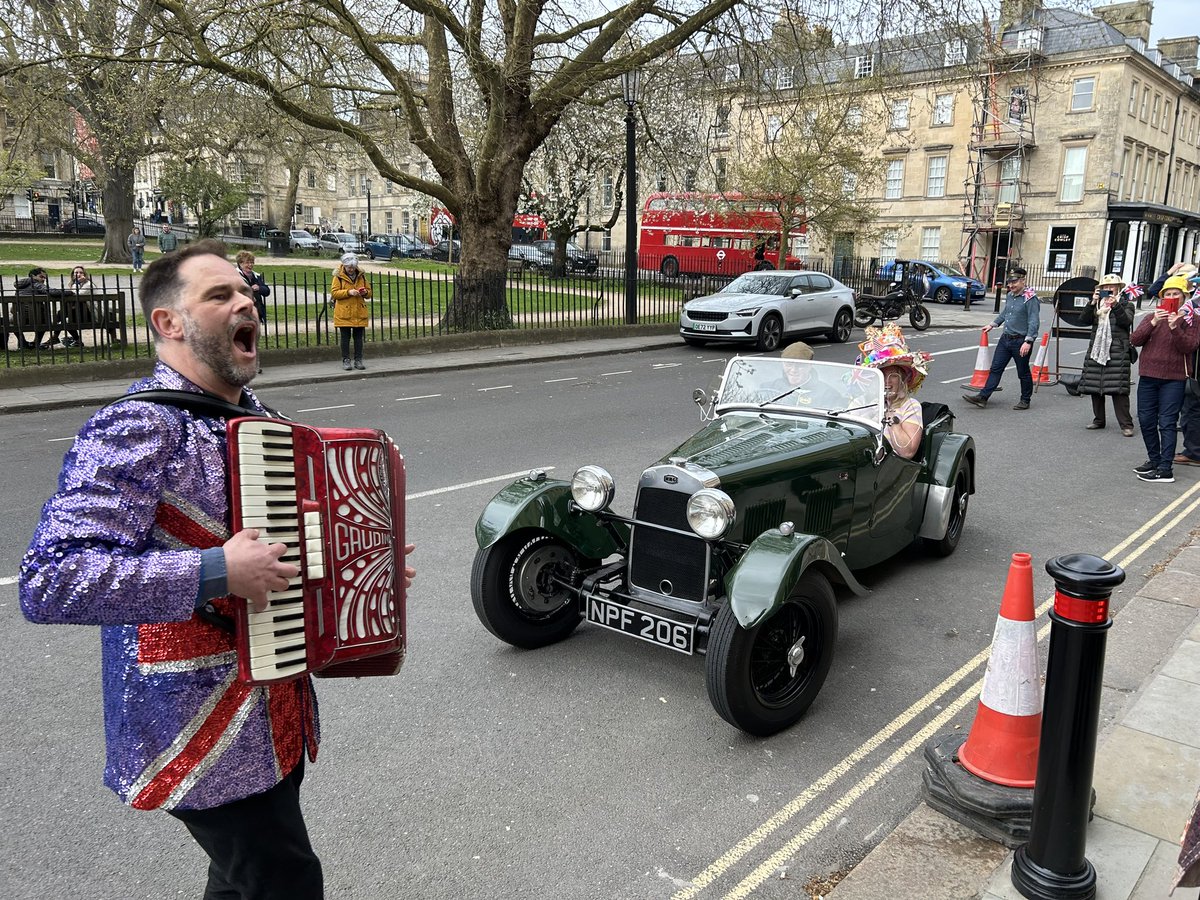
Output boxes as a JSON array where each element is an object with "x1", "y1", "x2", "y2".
[{"x1": 921, "y1": 732, "x2": 1033, "y2": 848}]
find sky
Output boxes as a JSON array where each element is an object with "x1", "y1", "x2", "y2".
[{"x1": 1149, "y1": 0, "x2": 1197, "y2": 45}]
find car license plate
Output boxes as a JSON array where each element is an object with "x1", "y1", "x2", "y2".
[
  {"x1": 584, "y1": 595, "x2": 695, "y2": 655},
  {"x1": 693, "y1": 322, "x2": 717, "y2": 332}
]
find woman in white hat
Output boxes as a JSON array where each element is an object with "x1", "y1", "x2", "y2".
[
  {"x1": 857, "y1": 323, "x2": 933, "y2": 459},
  {"x1": 331, "y1": 253, "x2": 372, "y2": 370},
  {"x1": 1079, "y1": 273, "x2": 1136, "y2": 436}
]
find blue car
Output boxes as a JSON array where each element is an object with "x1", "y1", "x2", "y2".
[
  {"x1": 364, "y1": 233, "x2": 431, "y2": 261},
  {"x1": 877, "y1": 259, "x2": 987, "y2": 304}
]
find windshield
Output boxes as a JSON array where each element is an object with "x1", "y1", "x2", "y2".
[
  {"x1": 721, "y1": 273, "x2": 794, "y2": 296},
  {"x1": 715, "y1": 357, "x2": 885, "y2": 428},
  {"x1": 291, "y1": 230, "x2": 310, "y2": 239}
]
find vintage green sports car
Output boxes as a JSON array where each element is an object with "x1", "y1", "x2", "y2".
[{"x1": 470, "y1": 356, "x2": 975, "y2": 735}]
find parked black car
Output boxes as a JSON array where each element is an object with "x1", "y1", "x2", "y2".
[
  {"x1": 59, "y1": 217, "x2": 106, "y2": 235},
  {"x1": 429, "y1": 239, "x2": 463, "y2": 262},
  {"x1": 533, "y1": 239, "x2": 600, "y2": 273}
]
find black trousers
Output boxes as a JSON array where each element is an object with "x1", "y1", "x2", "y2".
[
  {"x1": 338, "y1": 327, "x2": 364, "y2": 361},
  {"x1": 168, "y1": 761, "x2": 323, "y2": 900}
]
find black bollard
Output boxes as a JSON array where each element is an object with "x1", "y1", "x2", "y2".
[{"x1": 1011, "y1": 554, "x2": 1124, "y2": 900}]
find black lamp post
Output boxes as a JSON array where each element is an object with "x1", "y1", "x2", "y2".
[
  {"x1": 365, "y1": 181, "x2": 372, "y2": 236},
  {"x1": 622, "y1": 68, "x2": 641, "y2": 325}
]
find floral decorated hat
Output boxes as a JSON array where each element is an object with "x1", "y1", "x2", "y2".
[{"x1": 856, "y1": 323, "x2": 934, "y2": 392}]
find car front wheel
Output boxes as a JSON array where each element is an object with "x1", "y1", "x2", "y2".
[
  {"x1": 756, "y1": 313, "x2": 784, "y2": 352},
  {"x1": 926, "y1": 465, "x2": 970, "y2": 557},
  {"x1": 934, "y1": 286, "x2": 952, "y2": 304},
  {"x1": 706, "y1": 572, "x2": 838, "y2": 736},
  {"x1": 470, "y1": 532, "x2": 587, "y2": 649},
  {"x1": 827, "y1": 308, "x2": 853, "y2": 343}
]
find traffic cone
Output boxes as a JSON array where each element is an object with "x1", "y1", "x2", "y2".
[
  {"x1": 958, "y1": 552, "x2": 1042, "y2": 788},
  {"x1": 968, "y1": 330, "x2": 994, "y2": 389},
  {"x1": 1029, "y1": 332, "x2": 1051, "y2": 384}
]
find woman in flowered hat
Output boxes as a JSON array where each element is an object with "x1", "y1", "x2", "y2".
[
  {"x1": 857, "y1": 323, "x2": 933, "y2": 459},
  {"x1": 1078, "y1": 273, "x2": 1136, "y2": 436}
]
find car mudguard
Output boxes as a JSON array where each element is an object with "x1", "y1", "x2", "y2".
[
  {"x1": 474, "y1": 477, "x2": 629, "y2": 560},
  {"x1": 725, "y1": 529, "x2": 868, "y2": 629},
  {"x1": 919, "y1": 433, "x2": 976, "y2": 539}
]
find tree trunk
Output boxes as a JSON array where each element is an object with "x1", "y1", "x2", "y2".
[
  {"x1": 266, "y1": 164, "x2": 300, "y2": 231},
  {"x1": 551, "y1": 228, "x2": 571, "y2": 278},
  {"x1": 439, "y1": 209, "x2": 514, "y2": 331},
  {"x1": 98, "y1": 163, "x2": 134, "y2": 264}
]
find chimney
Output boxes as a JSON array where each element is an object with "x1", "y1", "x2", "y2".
[
  {"x1": 1157, "y1": 36, "x2": 1200, "y2": 75},
  {"x1": 1092, "y1": 1, "x2": 1153, "y2": 44}
]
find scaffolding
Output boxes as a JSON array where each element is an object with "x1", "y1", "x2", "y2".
[{"x1": 960, "y1": 25, "x2": 1045, "y2": 287}]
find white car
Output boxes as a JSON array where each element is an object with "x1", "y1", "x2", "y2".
[
  {"x1": 318, "y1": 232, "x2": 366, "y2": 255},
  {"x1": 290, "y1": 229, "x2": 321, "y2": 251},
  {"x1": 679, "y1": 270, "x2": 856, "y2": 351}
]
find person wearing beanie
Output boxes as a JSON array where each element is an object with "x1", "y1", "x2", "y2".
[
  {"x1": 331, "y1": 253, "x2": 371, "y2": 370},
  {"x1": 1130, "y1": 274, "x2": 1200, "y2": 483},
  {"x1": 1078, "y1": 273, "x2": 1136, "y2": 436}
]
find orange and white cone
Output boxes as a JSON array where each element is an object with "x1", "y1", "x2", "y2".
[
  {"x1": 1030, "y1": 332, "x2": 1051, "y2": 384},
  {"x1": 958, "y1": 552, "x2": 1042, "y2": 788},
  {"x1": 968, "y1": 330, "x2": 994, "y2": 389}
]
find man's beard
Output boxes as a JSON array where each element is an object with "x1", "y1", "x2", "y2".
[{"x1": 182, "y1": 312, "x2": 258, "y2": 388}]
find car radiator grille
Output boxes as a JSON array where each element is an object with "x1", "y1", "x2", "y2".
[
  {"x1": 629, "y1": 487, "x2": 708, "y2": 602},
  {"x1": 687, "y1": 310, "x2": 729, "y2": 322}
]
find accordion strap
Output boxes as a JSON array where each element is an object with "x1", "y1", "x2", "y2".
[{"x1": 108, "y1": 389, "x2": 285, "y2": 420}]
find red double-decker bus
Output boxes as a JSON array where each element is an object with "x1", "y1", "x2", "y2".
[
  {"x1": 637, "y1": 192, "x2": 806, "y2": 277},
  {"x1": 428, "y1": 207, "x2": 547, "y2": 244}
]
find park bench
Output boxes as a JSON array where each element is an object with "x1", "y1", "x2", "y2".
[{"x1": 3, "y1": 290, "x2": 129, "y2": 348}]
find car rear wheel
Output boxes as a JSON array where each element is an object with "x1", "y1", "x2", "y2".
[
  {"x1": 827, "y1": 308, "x2": 853, "y2": 343},
  {"x1": 470, "y1": 532, "x2": 587, "y2": 649},
  {"x1": 756, "y1": 314, "x2": 784, "y2": 352},
  {"x1": 706, "y1": 571, "x2": 838, "y2": 736},
  {"x1": 661, "y1": 257, "x2": 680, "y2": 278},
  {"x1": 934, "y1": 286, "x2": 952, "y2": 304},
  {"x1": 926, "y1": 465, "x2": 970, "y2": 557}
]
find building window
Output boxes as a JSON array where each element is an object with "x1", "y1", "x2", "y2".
[
  {"x1": 999, "y1": 157, "x2": 1021, "y2": 203},
  {"x1": 1163, "y1": 100, "x2": 1172, "y2": 132},
  {"x1": 307, "y1": 170, "x2": 316, "y2": 189},
  {"x1": 889, "y1": 99, "x2": 910, "y2": 129},
  {"x1": 845, "y1": 105, "x2": 863, "y2": 129},
  {"x1": 885, "y1": 158, "x2": 905, "y2": 199},
  {"x1": 1071, "y1": 77, "x2": 1095, "y2": 112},
  {"x1": 1009, "y1": 87, "x2": 1028, "y2": 122},
  {"x1": 1130, "y1": 153, "x2": 1143, "y2": 201},
  {"x1": 920, "y1": 227, "x2": 941, "y2": 260},
  {"x1": 715, "y1": 157, "x2": 727, "y2": 191},
  {"x1": 656, "y1": 170, "x2": 668, "y2": 192},
  {"x1": 1129, "y1": 80, "x2": 1139, "y2": 115},
  {"x1": 1141, "y1": 87, "x2": 1150, "y2": 120},
  {"x1": 926, "y1": 155, "x2": 948, "y2": 197},
  {"x1": 766, "y1": 115, "x2": 783, "y2": 143},
  {"x1": 385, "y1": 180, "x2": 393, "y2": 194},
  {"x1": 1152, "y1": 93, "x2": 1161, "y2": 127},
  {"x1": 349, "y1": 213, "x2": 357, "y2": 231},
  {"x1": 384, "y1": 211, "x2": 393, "y2": 232},
  {"x1": 402, "y1": 210, "x2": 411, "y2": 233},
  {"x1": 943, "y1": 39, "x2": 967, "y2": 66},
  {"x1": 714, "y1": 105, "x2": 730, "y2": 137},
  {"x1": 602, "y1": 174, "x2": 613, "y2": 208},
  {"x1": 880, "y1": 230, "x2": 899, "y2": 263},
  {"x1": 684, "y1": 168, "x2": 698, "y2": 191},
  {"x1": 842, "y1": 171, "x2": 858, "y2": 196},
  {"x1": 854, "y1": 55, "x2": 874, "y2": 78},
  {"x1": 602, "y1": 228, "x2": 612, "y2": 251},
  {"x1": 326, "y1": 174, "x2": 336, "y2": 192},
  {"x1": 1060, "y1": 146, "x2": 1088, "y2": 202},
  {"x1": 349, "y1": 176, "x2": 356, "y2": 197},
  {"x1": 724, "y1": 63, "x2": 740, "y2": 83},
  {"x1": 777, "y1": 67, "x2": 794, "y2": 89},
  {"x1": 933, "y1": 93, "x2": 954, "y2": 125}
]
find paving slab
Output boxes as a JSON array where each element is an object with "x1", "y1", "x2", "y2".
[
  {"x1": 1104, "y1": 599, "x2": 1199, "y2": 694},
  {"x1": 1129, "y1": 839, "x2": 1185, "y2": 900},
  {"x1": 1093, "y1": 727, "x2": 1200, "y2": 841},
  {"x1": 1122, "y1": 675, "x2": 1200, "y2": 749},
  {"x1": 1138, "y1": 571, "x2": 1200, "y2": 608},
  {"x1": 1161, "y1": 640, "x2": 1200, "y2": 685}
]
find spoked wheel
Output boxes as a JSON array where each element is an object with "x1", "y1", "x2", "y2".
[
  {"x1": 854, "y1": 307, "x2": 876, "y2": 328},
  {"x1": 756, "y1": 314, "x2": 784, "y2": 352},
  {"x1": 470, "y1": 532, "x2": 589, "y2": 648},
  {"x1": 909, "y1": 304, "x2": 931, "y2": 331},
  {"x1": 706, "y1": 572, "x2": 838, "y2": 736},
  {"x1": 934, "y1": 287, "x2": 952, "y2": 304},
  {"x1": 926, "y1": 465, "x2": 970, "y2": 557},
  {"x1": 828, "y1": 308, "x2": 853, "y2": 343}
]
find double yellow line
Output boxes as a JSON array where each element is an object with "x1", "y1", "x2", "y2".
[{"x1": 673, "y1": 481, "x2": 1200, "y2": 900}]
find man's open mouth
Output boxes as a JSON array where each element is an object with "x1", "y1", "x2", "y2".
[{"x1": 233, "y1": 322, "x2": 258, "y2": 355}]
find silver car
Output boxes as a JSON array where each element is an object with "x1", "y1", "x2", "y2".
[
  {"x1": 318, "y1": 232, "x2": 366, "y2": 255},
  {"x1": 679, "y1": 270, "x2": 856, "y2": 351},
  {"x1": 290, "y1": 229, "x2": 321, "y2": 251}
]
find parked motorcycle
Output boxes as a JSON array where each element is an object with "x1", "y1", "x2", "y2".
[{"x1": 853, "y1": 278, "x2": 931, "y2": 331}]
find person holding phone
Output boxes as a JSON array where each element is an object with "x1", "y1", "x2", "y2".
[
  {"x1": 1130, "y1": 274, "x2": 1200, "y2": 483},
  {"x1": 1078, "y1": 273, "x2": 1136, "y2": 435}
]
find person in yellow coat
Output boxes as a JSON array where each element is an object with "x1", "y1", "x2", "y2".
[{"x1": 331, "y1": 253, "x2": 372, "y2": 370}]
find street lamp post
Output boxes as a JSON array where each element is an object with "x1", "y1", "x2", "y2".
[
  {"x1": 622, "y1": 69, "x2": 641, "y2": 325},
  {"x1": 365, "y1": 183, "x2": 372, "y2": 236}
]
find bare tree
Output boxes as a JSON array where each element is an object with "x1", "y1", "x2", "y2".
[{"x1": 146, "y1": 0, "x2": 743, "y2": 329}]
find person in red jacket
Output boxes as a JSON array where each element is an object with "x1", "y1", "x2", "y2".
[{"x1": 1130, "y1": 274, "x2": 1200, "y2": 483}]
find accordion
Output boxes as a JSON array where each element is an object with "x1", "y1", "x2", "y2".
[{"x1": 228, "y1": 418, "x2": 407, "y2": 684}]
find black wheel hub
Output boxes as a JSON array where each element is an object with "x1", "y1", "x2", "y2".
[
  {"x1": 513, "y1": 543, "x2": 574, "y2": 614},
  {"x1": 749, "y1": 603, "x2": 821, "y2": 707}
]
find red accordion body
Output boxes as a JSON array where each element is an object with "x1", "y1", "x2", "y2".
[{"x1": 227, "y1": 418, "x2": 407, "y2": 684}]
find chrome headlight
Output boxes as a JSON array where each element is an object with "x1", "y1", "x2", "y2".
[
  {"x1": 686, "y1": 488, "x2": 736, "y2": 540},
  {"x1": 735, "y1": 306, "x2": 762, "y2": 317},
  {"x1": 570, "y1": 465, "x2": 615, "y2": 512},
  {"x1": 951, "y1": 280, "x2": 967, "y2": 288}
]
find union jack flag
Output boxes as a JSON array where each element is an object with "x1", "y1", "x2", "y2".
[{"x1": 1123, "y1": 284, "x2": 1144, "y2": 300}]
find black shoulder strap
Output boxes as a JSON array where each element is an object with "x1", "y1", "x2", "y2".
[{"x1": 107, "y1": 389, "x2": 286, "y2": 420}]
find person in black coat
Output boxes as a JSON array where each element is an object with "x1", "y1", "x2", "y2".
[
  {"x1": 235, "y1": 250, "x2": 270, "y2": 373},
  {"x1": 13, "y1": 267, "x2": 66, "y2": 349},
  {"x1": 1078, "y1": 272, "x2": 1136, "y2": 436}
]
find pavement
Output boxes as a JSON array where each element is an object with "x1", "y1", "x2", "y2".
[{"x1": 7, "y1": 299, "x2": 1196, "y2": 899}]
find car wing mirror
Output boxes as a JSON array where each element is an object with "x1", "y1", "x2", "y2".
[
  {"x1": 693, "y1": 387, "x2": 714, "y2": 421},
  {"x1": 789, "y1": 287, "x2": 803, "y2": 297}
]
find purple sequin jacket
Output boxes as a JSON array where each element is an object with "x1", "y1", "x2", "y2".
[{"x1": 20, "y1": 363, "x2": 318, "y2": 811}]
